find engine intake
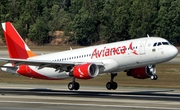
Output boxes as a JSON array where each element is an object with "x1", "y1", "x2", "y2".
[{"x1": 71, "y1": 63, "x2": 99, "y2": 79}]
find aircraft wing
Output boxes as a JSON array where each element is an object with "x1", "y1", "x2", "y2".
[{"x1": 0, "y1": 58, "x2": 104, "y2": 70}]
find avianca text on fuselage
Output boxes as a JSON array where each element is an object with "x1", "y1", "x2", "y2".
[{"x1": 91, "y1": 42, "x2": 137, "y2": 59}]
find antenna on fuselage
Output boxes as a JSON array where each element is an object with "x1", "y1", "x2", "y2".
[{"x1": 147, "y1": 34, "x2": 150, "y2": 37}]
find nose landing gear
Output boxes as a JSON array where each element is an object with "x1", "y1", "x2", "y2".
[{"x1": 150, "y1": 75, "x2": 158, "y2": 80}]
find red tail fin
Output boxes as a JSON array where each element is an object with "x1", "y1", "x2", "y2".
[{"x1": 2, "y1": 22, "x2": 36, "y2": 59}]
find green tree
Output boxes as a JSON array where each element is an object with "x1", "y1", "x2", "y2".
[
  {"x1": 68, "y1": 0, "x2": 103, "y2": 45},
  {"x1": 48, "y1": 4, "x2": 70, "y2": 32},
  {"x1": 156, "y1": 0, "x2": 180, "y2": 45},
  {"x1": 129, "y1": 0, "x2": 159, "y2": 39},
  {"x1": 100, "y1": 0, "x2": 132, "y2": 42},
  {"x1": 170, "y1": 0, "x2": 180, "y2": 45},
  {"x1": 1, "y1": 0, "x2": 180, "y2": 46},
  {"x1": 28, "y1": 17, "x2": 49, "y2": 45}
]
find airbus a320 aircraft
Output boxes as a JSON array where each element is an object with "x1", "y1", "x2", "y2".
[{"x1": 0, "y1": 22, "x2": 178, "y2": 90}]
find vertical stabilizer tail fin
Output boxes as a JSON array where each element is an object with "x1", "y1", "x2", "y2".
[{"x1": 2, "y1": 22, "x2": 36, "y2": 59}]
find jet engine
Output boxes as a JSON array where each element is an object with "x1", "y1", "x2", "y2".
[
  {"x1": 126, "y1": 65, "x2": 158, "y2": 80},
  {"x1": 70, "y1": 63, "x2": 99, "y2": 79}
]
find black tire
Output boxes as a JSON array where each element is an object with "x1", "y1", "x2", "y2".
[
  {"x1": 154, "y1": 75, "x2": 158, "y2": 80},
  {"x1": 150, "y1": 75, "x2": 155, "y2": 80},
  {"x1": 74, "y1": 82, "x2": 80, "y2": 90},
  {"x1": 68, "y1": 82, "x2": 74, "y2": 90},
  {"x1": 150, "y1": 75, "x2": 158, "y2": 80},
  {"x1": 112, "y1": 82, "x2": 118, "y2": 90},
  {"x1": 106, "y1": 82, "x2": 112, "y2": 90}
]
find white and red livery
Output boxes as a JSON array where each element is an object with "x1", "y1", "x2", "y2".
[{"x1": 0, "y1": 22, "x2": 178, "y2": 90}]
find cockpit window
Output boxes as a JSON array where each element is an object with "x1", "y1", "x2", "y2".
[
  {"x1": 157, "y1": 42, "x2": 162, "y2": 46},
  {"x1": 153, "y1": 42, "x2": 157, "y2": 47},
  {"x1": 153, "y1": 41, "x2": 171, "y2": 47},
  {"x1": 162, "y1": 42, "x2": 170, "y2": 45}
]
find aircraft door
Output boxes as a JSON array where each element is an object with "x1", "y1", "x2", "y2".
[{"x1": 139, "y1": 40, "x2": 147, "y2": 55}]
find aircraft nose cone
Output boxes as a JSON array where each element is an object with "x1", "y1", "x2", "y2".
[{"x1": 169, "y1": 46, "x2": 178, "y2": 58}]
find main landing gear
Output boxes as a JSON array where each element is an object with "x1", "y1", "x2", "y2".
[
  {"x1": 68, "y1": 73, "x2": 118, "y2": 91},
  {"x1": 106, "y1": 73, "x2": 118, "y2": 90},
  {"x1": 68, "y1": 78, "x2": 80, "y2": 90}
]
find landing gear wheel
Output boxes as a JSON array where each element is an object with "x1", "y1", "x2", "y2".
[
  {"x1": 154, "y1": 75, "x2": 158, "y2": 80},
  {"x1": 106, "y1": 73, "x2": 118, "y2": 90},
  {"x1": 106, "y1": 82, "x2": 118, "y2": 90},
  {"x1": 150, "y1": 75, "x2": 158, "y2": 80},
  {"x1": 68, "y1": 78, "x2": 80, "y2": 90},
  {"x1": 68, "y1": 82, "x2": 80, "y2": 90},
  {"x1": 112, "y1": 82, "x2": 118, "y2": 90},
  {"x1": 106, "y1": 82, "x2": 112, "y2": 90},
  {"x1": 68, "y1": 82, "x2": 74, "y2": 90},
  {"x1": 74, "y1": 82, "x2": 80, "y2": 90}
]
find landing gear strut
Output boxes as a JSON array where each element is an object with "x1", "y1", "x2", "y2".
[
  {"x1": 106, "y1": 73, "x2": 118, "y2": 90},
  {"x1": 68, "y1": 78, "x2": 80, "y2": 90}
]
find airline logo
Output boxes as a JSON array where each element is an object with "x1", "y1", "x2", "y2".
[
  {"x1": 2, "y1": 22, "x2": 36, "y2": 59},
  {"x1": 78, "y1": 68, "x2": 84, "y2": 78},
  {"x1": 129, "y1": 42, "x2": 138, "y2": 55},
  {"x1": 91, "y1": 42, "x2": 138, "y2": 59}
]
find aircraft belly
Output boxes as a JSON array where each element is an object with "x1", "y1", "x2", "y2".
[{"x1": 117, "y1": 56, "x2": 136, "y2": 69}]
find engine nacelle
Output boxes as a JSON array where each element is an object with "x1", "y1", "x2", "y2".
[
  {"x1": 70, "y1": 63, "x2": 99, "y2": 79},
  {"x1": 126, "y1": 65, "x2": 156, "y2": 79}
]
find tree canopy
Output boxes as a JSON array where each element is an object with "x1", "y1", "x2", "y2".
[{"x1": 0, "y1": 0, "x2": 180, "y2": 46}]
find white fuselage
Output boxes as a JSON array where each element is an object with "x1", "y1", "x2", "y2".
[{"x1": 13, "y1": 37, "x2": 176, "y2": 79}]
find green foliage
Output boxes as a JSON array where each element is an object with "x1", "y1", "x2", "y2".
[
  {"x1": 100, "y1": 0, "x2": 132, "y2": 42},
  {"x1": 1, "y1": 0, "x2": 180, "y2": 45},
  {"x1": 156, "y1": 0, "x2": 180, "y2": 45},
  {"x1": 28, "y1": 17, "x2": 49, "y2": 45},
  {"x1": 68, "y1": 0, "x2": 102, "y2": 45},
  {"x1": 129, "y1": 0, "x2": 159, "y2": 39}
]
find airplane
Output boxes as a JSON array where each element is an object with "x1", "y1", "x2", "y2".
[{"x1": 0, "y1": 22, "x2": 178, "y2": 90}]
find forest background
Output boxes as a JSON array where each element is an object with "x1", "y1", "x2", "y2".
[{"x1": 0, "y1": 0, "x2": 180, "y2": 46}]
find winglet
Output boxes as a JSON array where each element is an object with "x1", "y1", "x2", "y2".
[{"x1": 2, "y1": 22, "x2": 36, "y2": 59}]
